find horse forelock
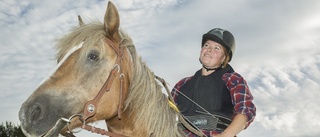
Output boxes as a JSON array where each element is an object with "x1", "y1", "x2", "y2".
[
  {"x1": 56, "y1": 22, "x2": 105, "y2": 63},
  {"x1": 55, "y1": 21, "x2": 132, "y2": 66}
]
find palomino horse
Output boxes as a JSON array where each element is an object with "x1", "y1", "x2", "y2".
[{"x1": 18, "y1": 1, "x2": 186, "y2": 137}]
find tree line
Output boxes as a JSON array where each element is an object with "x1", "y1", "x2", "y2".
[{"x1": 0, "y1": 122, "x2": 25, "y2": 137}]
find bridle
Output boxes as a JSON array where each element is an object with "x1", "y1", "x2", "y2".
[
  {"x1": 82, "y1": 37, "x2": 127, "y2": 122},
  {"x1": 65, "y1": 37, "x2": 128, "y2": 137},
  {"x1": 67, "y1": 37, "x2": 205, "y2": 137},
  {"x1": 43, "y1": 37, "x2": 206, "y2": 137}
]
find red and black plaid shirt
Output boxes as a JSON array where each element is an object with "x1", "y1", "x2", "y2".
[{"x1": 171, "y1": 72, "x2": 256, "y2": 136}]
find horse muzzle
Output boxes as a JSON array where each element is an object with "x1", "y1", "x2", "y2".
[{"x1": 18, "y1": 94, "x2": 68, "y2": 137}]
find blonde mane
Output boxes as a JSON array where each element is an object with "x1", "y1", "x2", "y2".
[
  {"x1": 55, "y1": 21, "x2": 183, "y2": 137},
  {"x1": 124, "y1": 39, "x2": 183, "y2": 137}
]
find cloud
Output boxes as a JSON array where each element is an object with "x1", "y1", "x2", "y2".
[
  {"x1": 123, "y1": 1, "x2": 320, "y2": 136},
  {"x1": 244, "y1": 55, "x2": 320, "y2": 136},
  {"x1": 1, "y1": 0, "x2": 320, "y2": 137}
]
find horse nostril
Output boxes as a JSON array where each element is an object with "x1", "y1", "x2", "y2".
[
  {"x1": 31, "y1": 106, "x2": 41, "y2": 121},
  {"x1": 28, "y1": 104, "x2": 44, "y2": 122}
]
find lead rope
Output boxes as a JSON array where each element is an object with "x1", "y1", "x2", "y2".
[
  {"x1": 155, "y1": 75, "x2": 207, "y2": 137},
  {"x1": 81, "y1": 124, "x2": 127, "y2": 137},
  {"x1": 64, "y1": 125, "x2": 128, "y2": 137}
]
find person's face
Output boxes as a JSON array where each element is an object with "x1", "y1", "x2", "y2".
[{"x1": 200, "y1": 40, "x2": 226, "y2": 68}]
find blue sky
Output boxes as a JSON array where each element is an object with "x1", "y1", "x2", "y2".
[{"x1": 1, "y1": 0, "x2": 320, "y2": 136}]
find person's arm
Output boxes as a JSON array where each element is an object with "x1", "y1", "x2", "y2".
[
  {"x1": 214, "y1": 114, "x2": 247, "y2": 137},
  {"x1": 218, "y1": 72, "x2": 256, "y2": 136}
]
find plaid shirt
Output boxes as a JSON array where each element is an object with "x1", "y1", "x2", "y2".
[{"x1": 171, "y1": 71, "x2": 256, "y2": 136}]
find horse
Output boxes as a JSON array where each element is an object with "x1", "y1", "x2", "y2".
[{"x1": 18, "y1": 1, "x2": 186, "y2": 137}]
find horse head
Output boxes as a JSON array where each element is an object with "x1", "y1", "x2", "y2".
[
  {"x1": 19, "y1": 1, "x2": 184, "y2": 137},
  {"x1": 19, "y1": 1, "x2": 133, "y2": 136}
]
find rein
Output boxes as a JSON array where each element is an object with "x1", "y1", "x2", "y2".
[{"x1": 155, "y1": 76, "x2": 207, "y2": 137}]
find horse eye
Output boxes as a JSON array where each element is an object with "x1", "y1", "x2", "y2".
[{"x1": 87, "y1": 52, "x2": 99, "y2": 61}]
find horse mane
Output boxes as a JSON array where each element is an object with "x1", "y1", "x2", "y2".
[
  {"x1": 55, "y1": 21, "x2": 183, "y2": 137},
  {"x1": 123, "y1": 39, "x2": 183, "y2": 137}
]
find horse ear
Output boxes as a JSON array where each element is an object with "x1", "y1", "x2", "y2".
[
  {"x1": 78, "y1": 15, "x2": 85, "y2": 26},
  {"x1": 104, "y1": 1, "x2": 120, "y2": 40}
]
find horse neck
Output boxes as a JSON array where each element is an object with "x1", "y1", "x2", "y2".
[{"x1": 120, "y1": 53, "x2": 181, "y2": 137}]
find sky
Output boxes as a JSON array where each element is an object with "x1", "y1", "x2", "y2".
[{"x1": 1, "y1": 0, "x2": 320, "y2": 137}]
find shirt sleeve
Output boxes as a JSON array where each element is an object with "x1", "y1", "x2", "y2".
[
  {"x1": 222, "y1": 72, "x2": 256, "y2": 128},
  {"x1": 171, "y1": 77, "x2": 191, "y2": 103}
]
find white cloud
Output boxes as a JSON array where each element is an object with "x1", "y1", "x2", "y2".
[
  {"x1": 1, "y1": 0, "x2": 320, "y2": 137},
  {"x1": 244, "y1": 55, "x2": 320, "y2": 136}
]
